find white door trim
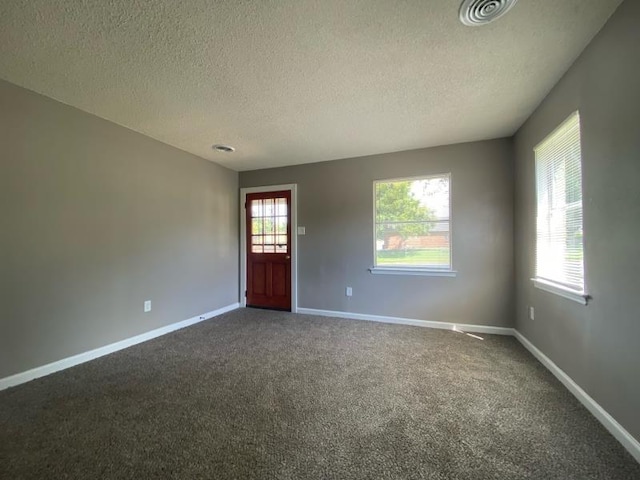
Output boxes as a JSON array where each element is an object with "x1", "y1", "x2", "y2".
[{"x1": 240, "y1": 184, "x2": 298, "y2": 313}]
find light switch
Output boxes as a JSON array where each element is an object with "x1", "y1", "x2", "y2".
[{"x1": 297, "y1": 226, "x2": 306, "y2": 235}]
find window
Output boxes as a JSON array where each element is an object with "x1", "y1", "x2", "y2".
[
  {"x1": 533, "y1": 111, "x2": 587, "y2": 303},
  {"x1": 372, "y1": 174, "x2": 453, "y2": 275},
  {"x1": 249, "y1": 196, "x2": 289, "y2": 254}
]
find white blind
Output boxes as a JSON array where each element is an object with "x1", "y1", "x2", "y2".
[{"x1": 534, "y1": 112, "x2": 584, "y2": 292}]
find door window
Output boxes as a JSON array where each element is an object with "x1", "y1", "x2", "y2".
[{"x1": 250, "y1": 197, "x2": 288, "y2": 254}]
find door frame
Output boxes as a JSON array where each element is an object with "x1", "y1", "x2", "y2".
[{"x1": 240, "y1": 184, "x2": 298, "y2": 312}]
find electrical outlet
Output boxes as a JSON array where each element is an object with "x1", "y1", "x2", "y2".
[
  {"x1": 346, "y1": 287, "x2": 353, "y2": 297},
  {"x1": 529, "y1": 306, "x2": 535, "y2": 320},
  {"x1": 144, "y1": 300, "x2": 152, "y2": 313}
]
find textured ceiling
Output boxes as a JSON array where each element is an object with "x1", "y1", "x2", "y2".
[{"x1": 0, "y1": 0, "x2": 622, "y2": 171}]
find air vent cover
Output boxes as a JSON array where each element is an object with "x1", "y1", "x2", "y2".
[
  {"x1": 212, "y1": 144, "x2": 235, "y2": 153},
  {"x1": 459, "y1": 0, "x2": 519, "y2": 26}
]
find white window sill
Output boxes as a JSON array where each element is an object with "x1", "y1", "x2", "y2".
[
  {"x1": 531, "y1": 278, "x2": 589, "y2": 305},
  {"x1": 369, "y1": 267, "x2": 457, "y2": 277}
]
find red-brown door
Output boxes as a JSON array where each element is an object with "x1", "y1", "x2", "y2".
[{"x1": 246, "y1": 191, "x2": 291, "y2": 311}]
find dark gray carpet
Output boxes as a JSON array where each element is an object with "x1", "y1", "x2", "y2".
[{"x1": 1, "y1": 309, "x2": 638, "y2": 480}]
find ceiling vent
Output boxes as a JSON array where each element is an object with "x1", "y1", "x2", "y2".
[
  {"x1": 212, "y1": 144, "x2": 235, "y2": 153},
  {"x1": 459, "y1": 0, "x2": 519, "y2": 26}
]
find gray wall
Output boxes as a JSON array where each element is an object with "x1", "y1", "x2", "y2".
[
  {"x1": 514, "y1": 0, "x2": 640, "y2": 441},
  {"x1": 241, "y1": 139, "x2": 514, "y2": 327},
  {"x1": 0, "y1": 80, "x2": 238, "y2": 379}
]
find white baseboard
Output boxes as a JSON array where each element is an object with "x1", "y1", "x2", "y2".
[
  {"x1": 297, "y1": 307, "x2": 514, "y2": 336},
  {"x1": 513, "y1": 330, "x2": 640, "y2": 464},
  {"x1": 0, "y1": 302, "x2": 240, "y2": 391}
]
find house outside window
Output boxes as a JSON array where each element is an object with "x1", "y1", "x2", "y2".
[{"x1": 373, "y1": 174, "x2": 452, "y2": 273}]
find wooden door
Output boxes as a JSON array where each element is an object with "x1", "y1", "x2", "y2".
[{"x1": 246, "y1": 191, "x2": 291, "y2": 311}]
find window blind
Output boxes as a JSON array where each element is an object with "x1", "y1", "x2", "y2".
[{"x1": 534, "y1": 112, "x2": 584, "y2": 292}]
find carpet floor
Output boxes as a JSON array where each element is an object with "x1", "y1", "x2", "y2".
[{"x1": 1, "y1": 308, "x2": 638, "y2": 479}]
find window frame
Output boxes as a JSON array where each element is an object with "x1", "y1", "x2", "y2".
[
  {"x1": 531, "y1": 111, "x2": 589, "y2": 305},
  {"x1": 370, "y1": 173, "x2": 456, "y2": 277}
]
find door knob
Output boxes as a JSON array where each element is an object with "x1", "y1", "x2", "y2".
[{"x1": 285, "y1": 255, "x2": 291, "y2": 260}]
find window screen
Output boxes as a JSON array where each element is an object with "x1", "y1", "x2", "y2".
[{"x1": 374, "y1": 174, "x2": 451, "y2": 269}]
